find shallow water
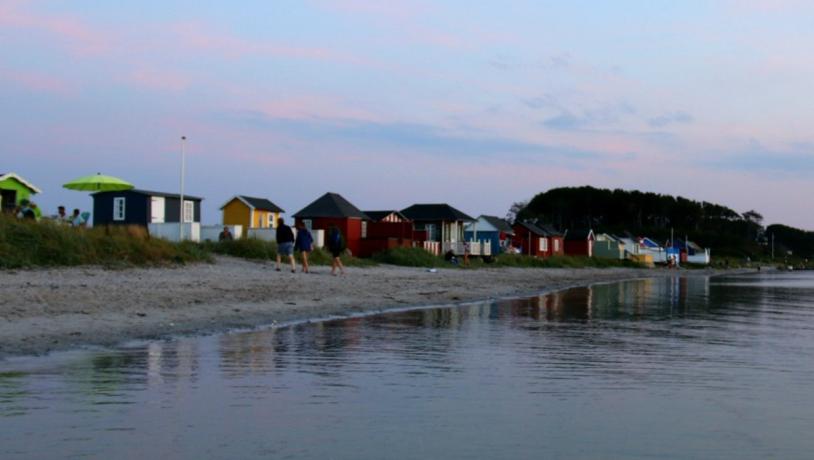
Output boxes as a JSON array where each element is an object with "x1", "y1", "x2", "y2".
[{"x1": 2, "y1": 273, "x2": 814, "y2": 459}]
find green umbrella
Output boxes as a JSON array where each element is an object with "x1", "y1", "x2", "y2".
[{"x1": 63, "y1": 173, "x2": 134, "y2": 192}]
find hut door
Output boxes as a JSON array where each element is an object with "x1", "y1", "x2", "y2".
[
  {"x1": 1, "y1": 190, "x2": 16, "y2": 213},
  {"x1": 151, "y1": 197, "x2": 165, "y2": 223}
]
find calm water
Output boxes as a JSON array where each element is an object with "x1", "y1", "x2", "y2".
[{"x1": 2, "y1": 273, "x2": 814, "y2": 459}]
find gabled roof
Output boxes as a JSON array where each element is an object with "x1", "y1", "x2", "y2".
[
  {"x1": 538, "y1": 224, "x2": 563, "y2": 237},
  {"x1": 401, "y1": 204, "x2": 474, "y2": 222},
  {"x1": 363, "y1": 210, "x2": 409, "y2": 222},
  {"x1": 0, "y1": 173, "x2": 42, "y2": 193},
  {"x1": 480, "y1": 215, "x2": 514, "y2": 234},
  {"x1": 514, "y1": 221, "x2": 550, "y2": 236},
  {"x1": 513, "y1": 221, "x2": 564, "y2": 237},
  {"x1": 93, "y1": 189, "x2": 203, "y2": 201},
  {"x1": 293, "y1": 192, "x2": 367, "y2": 219},
  {"x1": 221, "y1": 195, "x2": 284, "y2": 212},
  {"x1": 565, "y1": 229, "x2": 595, "y2": 241}
]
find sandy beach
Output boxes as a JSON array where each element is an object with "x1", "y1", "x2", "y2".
[{"x1": 0, "y1": 257, "x2": 749, "y2": 359}]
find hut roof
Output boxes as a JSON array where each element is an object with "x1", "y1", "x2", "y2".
[
  {"x1": 94, "y1": 189, "x2": 203, "y2": 201},
  {"x1": 293, "y1": 192, "x2": 367, "y2": 219},
  {"x1": 363, "y1": 210, "x2": 409, "y2": 222},
  {"x1": 0, "y1": 173, "x2": 42, "y2": 193},
  {"x1": 221, "y1": 195, "x2": 284, "y2": 212},
  {"x1": 401, "y1": 204, "x2": 474, "y2": 222},
  {"x1": 480, "y1": 215, "x2": 514, "y2": 234}
]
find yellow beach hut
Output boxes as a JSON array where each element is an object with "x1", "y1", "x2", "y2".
[{"x1": 221, "y1": 195, "x2": 285, "y2": 231}]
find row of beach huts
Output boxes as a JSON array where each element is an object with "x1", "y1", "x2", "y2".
[{"x1": 1, "y1": 172, "x2": 710, "y2": 265}]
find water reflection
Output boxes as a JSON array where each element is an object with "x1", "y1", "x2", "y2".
[{"x1": 3, "y1": 273, "x2": 814, "y2": 459}]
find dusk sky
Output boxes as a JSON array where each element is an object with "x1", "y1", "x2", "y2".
[{"x1": 2, "y1": 1, "x2": 813, "y2": 228}]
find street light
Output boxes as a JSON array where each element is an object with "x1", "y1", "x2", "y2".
[{"x1": 179, "y1": 136, "x2": 186, "y2": 241}]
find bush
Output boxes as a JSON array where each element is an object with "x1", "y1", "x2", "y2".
[
  {"x1": 372, "y1": 247, "x2": 449, "y2": 267},
  {"x1": 210, "y1": 238, "x2": 277, "y2": 260},
  {"x1": 0, "y1": 215, "x2": 210, "y2": 268}
]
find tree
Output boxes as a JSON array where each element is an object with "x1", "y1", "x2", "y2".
[{"x1": 505, "y1": 200, "x2": 528, "y2": 224}]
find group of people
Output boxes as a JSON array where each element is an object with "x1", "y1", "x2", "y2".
[
  {"x1": 13, "y1": 200, "x2": 87, "y2": 227},
  {"x1": 55, "y1": 205, "x2": 89, "y2": 227},
  {"x1": 219, "y1": 217, "x2": 347, "y2": 275},
  {"x1": 276, "y1": 218, "x2": 346, "y2": 275}
]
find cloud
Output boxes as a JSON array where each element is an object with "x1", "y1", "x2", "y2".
[
  {"x1": 542, "y1": 102, "x2": 636, "y2": 131},
  {"x1": 706, "y1": 140, "x2": 814, "y2": 175},
  {"x1": 0, "y1": 1, "x2": 110, "y2": 56},
  {"x1": 215, "y1": 110, "x2": 601, "y2": 162},
  {"x1": 648, "y1": 111, "x2": 694, "y2": 128}
]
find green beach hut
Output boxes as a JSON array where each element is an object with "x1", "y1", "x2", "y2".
[{"x1": 0, "y1": 172, "x2": 42, "y2": 213}]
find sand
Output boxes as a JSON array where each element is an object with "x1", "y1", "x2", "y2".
[{"x1": 0, "y1": 257, "x2": 750, "y2": 359}]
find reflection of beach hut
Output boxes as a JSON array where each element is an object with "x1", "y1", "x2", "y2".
[
  {"x1": 564, "y1": 229, "x2": 595, "y2": 257},
  {"x1": 92, "y1": 189, "x2": 202, "y2": 227},
  {"x1": 359, "y1": 210, "x2": 414, "y2": 257},
  {"x1": 401, "y1": 203, "x2": 474, "y2": 255},
  {"x1": 0, "y1": 173, "x2": 41, "y2": 213},
  {"x1": 221, "y1": 195, "x2": 285, "y2": 230},
  {"x1": 594, "y1": 233, "x2": 625, "y2": 259},
  {"x1": 465, "y1": 215, "x2": 515, "y2": 255},
  {"x1": 293, "y1": 192, "x2": 368, "y2": 256}
]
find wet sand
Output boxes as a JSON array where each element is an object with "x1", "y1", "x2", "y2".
[{"x1": 0, "y1": 256, "x2": 750, "y2": 359}]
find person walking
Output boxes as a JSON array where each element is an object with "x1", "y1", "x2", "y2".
[
  {"x1": 294, "y1": 222, "x2": 314, "y2": 273},
  {"x1": 326, "y1": 225, "x2": 345, "y2": 276},
  {"x1": 275, "y1": 217, "x2": 296, "y2": 273}
]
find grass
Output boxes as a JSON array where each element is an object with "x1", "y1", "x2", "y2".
[
  {"x1": 0, "y1": 215, "x2": 649, "y2": 271},
  {"x1": 371, "y1": 247, "x2": 449, "y2": 267},
  {"x1": 205, "y1": 238, "x2": 376, "y2": 267},
  {"x1": 0, "y1": 215, "x2": 210, "y2": 268}
]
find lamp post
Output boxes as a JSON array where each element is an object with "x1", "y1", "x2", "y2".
[{"x1": 179, "y1": 136, "x2": 186, "y2": 241}]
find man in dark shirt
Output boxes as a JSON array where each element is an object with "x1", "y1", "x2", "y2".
[
  {"x1": 275, "y1": 218, "x2": 296, "y2": 273},
  {"x1": 218, "y1": 226, "x2": 233, "y2": 241}
]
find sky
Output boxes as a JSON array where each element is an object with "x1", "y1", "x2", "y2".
[{"x1": 1, "y1": 0, "x2": 813, "y2": 228}]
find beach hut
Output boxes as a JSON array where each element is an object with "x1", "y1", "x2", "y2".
[
  {"x1": 594, "y1": 233, "x2": 625, "y2": 259},
  {"x1": 401, "y1": 203, "x2": 474, "y2": 255},
  {"x1": 221, "y1": 195, "x2": 285, "y2": 231},
  {"x1": 0, "y1": 173, "x2": 41, "y2": 213},
  {"x1": 564, "y1": 229, "x2": 595, "y2": 257},
  {"x1": 465, "y1": 215, "x2": 515, "y2": 255},
  {"x1": 293, "y1": 192, "x2": 368, "y2": 256},
  {"x1": 92, "y1": 189, "x2": 203, "y2": 227},
  {"x1": 511, "y1": 221, "x2": 564, "y2": 257},
  {"x1": 358, "y1": 210, "x2": 414, "y2": 257}
]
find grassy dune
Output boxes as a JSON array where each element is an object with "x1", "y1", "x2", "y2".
[{"x1": 0, "y1": 215, "x2": 209, "y2": 268}]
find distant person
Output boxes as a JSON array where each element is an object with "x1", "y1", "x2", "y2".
[
  {"x1": 56, "y1": 206, "x2": 68, "y2": 223},
  {"x1": 294, "y1": 222, "x2": 314, "y2": 273},
  {"x1": 16, "y1": 200, "x2": 36, "y2": 220},
  {"x1": 275, "y1": 217, "x2": 296, "y2": 273},
  {"x1": 30, "y1": 202, "x2": 42, "y2": 220},
  {"x1": 463, "y1": 241, "x2": 471, "y2": 267},
  {"x1": 219, "y1": 226, "x2": 234, "y2": 241},
  {"x1": 70, "y1": 209, "x2": 83, "y2": 227},
  {"x1": 326, "y1": 226, "x2": 345, "y2": 276},
  {"x1": 444, "y1": 249, "x2": 458, "y2": 265}
]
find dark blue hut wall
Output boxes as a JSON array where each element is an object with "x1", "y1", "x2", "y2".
[{"x1": 92, "y1": 191, "x2": 150, "y2": 226}]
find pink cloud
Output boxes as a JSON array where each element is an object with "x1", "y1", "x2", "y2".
[
  {"x1": 0, "y1": 67, "x2": 71, "y2": 95},
  {"x1": 171, "y1": 21, "x2": 371, "y2": 67},
  {"x1": 0, "y1": 1, "x2": 110, "y2": 56},
  {"x1": 129, "y1": 67, "x2": 191, "y2": 92}
]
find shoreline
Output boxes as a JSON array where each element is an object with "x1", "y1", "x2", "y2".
[{"x1": 0, "y1": 256, "x2": 756, "y2": 360}]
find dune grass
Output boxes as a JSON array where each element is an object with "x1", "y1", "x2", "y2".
[
  {"x1": 206, "y1": 238, "x2": 375, "y2": 267},
  {"x1": 371, "y1": 247, "x2": 449, "y2": 267},
  {"x1": 0, "y1": 215, "x2": 210, "y2": 268}
]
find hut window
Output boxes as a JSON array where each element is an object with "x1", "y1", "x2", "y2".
[
  {"x1": 183, "y1": 200, "x2": 194, "y2": 223},
  {"x1": 554, "y1": 239, "x2": 560, "y2": 252},
  {"x1": 539, "y1": 238, "x2": 548, "y2": 252},
  {"x1": 361, "y1": 221, "x2": 368, "y2": 238},
  {"x1": 113, "y1": 197, "x2": 126, "y2": 221},
  {"x1": 303, "y1": 219, "x2": 312, "y2": 231}
]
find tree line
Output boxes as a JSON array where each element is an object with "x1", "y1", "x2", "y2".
[{"x1": 510, "y1": 186, "x2": 813, "y2": 259}]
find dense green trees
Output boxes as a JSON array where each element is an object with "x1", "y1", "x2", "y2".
[{"x1": 513, "y1": 186, "x2": 798, "y2": 258}]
